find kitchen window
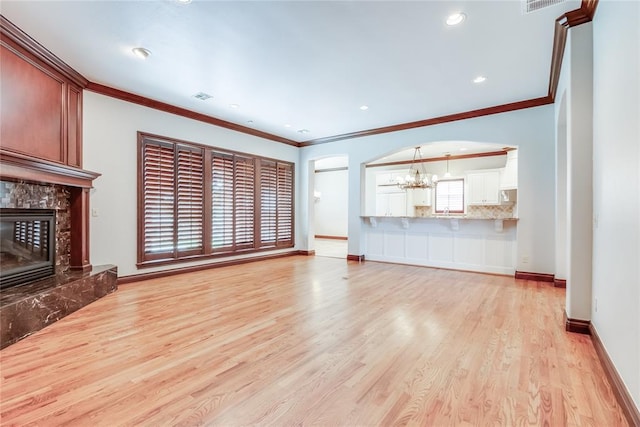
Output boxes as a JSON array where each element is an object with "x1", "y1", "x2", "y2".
[
  {"x1": 137, "y1": 132, "x2": 294, "y2": 267},
  {"x1": 434, "y1": 179, "x2": 464, "y2": 214}
]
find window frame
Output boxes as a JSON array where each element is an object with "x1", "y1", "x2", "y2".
[
  {"x1": 434, "y1": 178, "x2": 465, "y2": 214},
  {"x1": 137, "y1": 132, "x2": 294, "y2": 268}
]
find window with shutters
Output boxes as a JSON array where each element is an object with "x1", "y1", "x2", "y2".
[
  {"x1": 140, "y1": 139, "x2": 204, "y2": 262},
  {"x1": 259, "y1": 160, "x2": 293, "y2": 248},
  {"x1": 434, "y1": 179, "x2": 464, "y2": 214},
  {"x1": 138, "y1": 132, "x2": 293, "y2": 267}
]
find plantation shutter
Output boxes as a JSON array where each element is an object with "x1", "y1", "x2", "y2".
[
  {"x1": 138, "y1": 132, "x2": 294, "y2": 266},
  {"x1": 212, "y1": 152, "x2": 234, "y2": 251},
  {"x1": 176, "y1": 145, "x2": 204, "y2": 256},
  {"x1": 276, "y1": 162, "x2": 293, "y2": 246},
  {"x1": 234, "y1": 156, "x2": 255, "y2": 249},
  {"x1": 260, "y1": 160, "x2": 277, "y2": 247},
  {"x1": 142, "y1": 141, "x2": 176, "y2": 259}
]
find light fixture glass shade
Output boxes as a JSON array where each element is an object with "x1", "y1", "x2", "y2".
[{"x1": 397, "y1": 147, "x2": 433, "y2": 190}]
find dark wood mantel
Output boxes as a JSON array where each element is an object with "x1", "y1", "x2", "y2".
[
  {"x1": 0, "y1": 150, "x2": 100, "y2": 189},
  {"x1": 1, "y1": 150, "x2": 101, "y2": 272}
]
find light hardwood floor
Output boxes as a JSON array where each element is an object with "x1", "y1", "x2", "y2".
[
  {"x1": 0, "y1": 256, "x2": 627, "y2": 426},
  {"x1": 314, "y1": 237, "x2": 348, "y2": 259}
]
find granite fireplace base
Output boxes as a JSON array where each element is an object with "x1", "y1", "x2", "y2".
[{"x1": 0, "y1": 264, "x2": 117, "y2": 349}]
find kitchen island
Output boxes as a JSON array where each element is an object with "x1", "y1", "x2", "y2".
[{"x1": 361, "y1": 215, "x2": 518, "y2": 275}]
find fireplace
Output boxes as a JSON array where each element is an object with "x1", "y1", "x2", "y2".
[{"x1": 0, "y1": 209, "x2": 55, "y2": 289}]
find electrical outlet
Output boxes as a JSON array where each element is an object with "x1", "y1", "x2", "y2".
[
  {"x1": 91, "y1": 208, "x2": 98, "y2": 217},
  {"x1": 522, "y1": 256, "x2": 529, "y2": 264}
]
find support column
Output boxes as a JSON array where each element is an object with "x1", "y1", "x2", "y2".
[
  {"x1": 346, "y1": 158, "x2": 364, "y2": 261},
  {"x1": 565, "y1": 23, "x2": 593, "y2": 329}
]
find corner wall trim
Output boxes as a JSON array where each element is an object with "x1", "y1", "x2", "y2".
[
  {"x1": 515, "y1": 271, "x2": 555, "y2": 282},
  {"x1": 554, "y1": 278, "x2": 567, "y2": 288},
  {"x1": 347, "y1": 254, "x2": 365, "y2": 262},
  {"x1": 564, "y1": 311, "x2": 591, "y2": 334},
  {"x1": 590, "y1": 324, "x2": 640, "y2": 426},
  {"x1": 118, "y1": 250, "x2": 301, "y2": 285}
]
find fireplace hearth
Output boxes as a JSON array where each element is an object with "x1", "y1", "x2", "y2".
[{"x1": 1, "y1": 208, "x2": 56, "y2": 289}]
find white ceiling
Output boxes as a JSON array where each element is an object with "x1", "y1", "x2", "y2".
[{"x1": 1, "y1": 0, "x2": 579, "y2": 144}]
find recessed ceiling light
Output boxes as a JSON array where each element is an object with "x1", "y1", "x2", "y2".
[
  {"x1": 297, "y1": 129, "x2": 310, "y2": 134},
  {"x1": 360, "y1": 105, "x2": 369, "y2": 111},
  {"x1": 284, "y1": 124, "x2": 292, "y2": 128},
  {"x1": 446, "y1": 12, "x2": 466, "y2": 26},
  {"x1": 131, "y1": 47, "x2": 151, "y2": 59},
  {"x1": 229, "y1": 103, "x2": 239, "y2": 109},
  {"x1": 473, "y1": 76, "x2": 487, "y2": 83},
  {"x1": 176, "y1": 0, "x2": 192, "y2": 3},
  {"x1": 247, "y1": 120, "x2": 254, "y2": 124},
  {"x1": 460, "y1": 147, "x2": 468, "y2": 151}
]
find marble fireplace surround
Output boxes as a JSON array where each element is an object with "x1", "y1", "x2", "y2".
[{"x1": 0, "y1": 151, "x2": 117, "y2": 349}]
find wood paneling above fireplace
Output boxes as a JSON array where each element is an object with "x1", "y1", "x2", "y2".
[
  {"x1": 0, "y1": 16, "x2": 98, "y2": 272},
  {"x1": 1, "y1": 16, "x2": 87, "y2": 169}
]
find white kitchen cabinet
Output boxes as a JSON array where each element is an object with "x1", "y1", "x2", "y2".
[
  {"x1": 375, "y1": 192, "x2": 411, "y2": 216},
  {"x1": 467, "y1": 170, "x2": 500, "y2": 205},
  {"x1": 412, "y1": 188, "x2": 432, "y2": 206},
  {"x1": 500, "y1": 150, "x2": 518, "y2": 190}
]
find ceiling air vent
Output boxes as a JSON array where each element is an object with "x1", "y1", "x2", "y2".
[
  {"x1": 193, "y1": 92, "x2": 213, "y2": 101},
  {"x1": 522, "y1": 0, "x2": 565, "y2": 14}
]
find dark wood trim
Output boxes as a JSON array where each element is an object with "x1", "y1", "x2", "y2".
[
  {"x1": 554, "y1": 278, "x2": 567, "y2": 288},
  {"x1": 298, "y1": 250, "x2": 316, "y2": 256},
  {"x1": 347, "y1": 254, "x2": 365, "y2": 262},
  {"x1": 119, "y1": 250, "x2": 301, "y2": 285},
  {"x1": 548, "y1": 0, "x2": 600, "y2": 100},
  {"x1": 86, "y1": 82, "x2": 299, "y2": 147},
  {"x1": 548, "y1": 17, "x2": 569, "y2": 101},
  {"x1": 564, "y1": 311, "x2": 591, "y2": 334},
  {"x1": 366, "y1": 151, "x2": 508, "y2": 169},
  {"x1": 69, "y1": 187, "x2": 92, "y2": 271},
  {"x1": 0, "y1": 150, "x2": 101, "y2": 189},
  {"x1": 315, "y1": 235, "x2": 348, "y2": 240},
  {"x1": 590, "y1": 324, "x2": 640, "y2": 427},
  {"x1": 0, "y1": 16, "x2": 88, "y2": 88},
  {"x1": 565, "y1": 0, "x2": 599, "y2": 27},
  {"x1": 515, "y1": 271, "x2": 555, "y2": 282},
  {"x1": 301, "y1": 97, "x2": 552, "y2": 146},
  {"x1": 315, "y1": 167, "x2": 348, "y2": 173}
]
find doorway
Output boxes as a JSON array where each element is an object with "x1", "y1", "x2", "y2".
[{"x1": 313, "y1": 156, "x2": 348, "y2": 259}]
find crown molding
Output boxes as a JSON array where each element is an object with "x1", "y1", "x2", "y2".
[
  {"x1": 3, "y1": 0, "x2": 599, "y2": 149},
  {"x1": 300, "y1": 96, "x2": 552, "y2": 146},
  {"x1": 85, "y1": 82, "x2": 300, "y2": 147},
  {"x1": 548, "y1": 0, "x2": 599, "y2": 100},
  {"x1": 0, "y1": 15, "x2": 88, "y2": 88}
]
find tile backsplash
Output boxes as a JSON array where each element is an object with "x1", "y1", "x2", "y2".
[
  {"x1": 413, "y1": 204, "x2": 515, "y2": 218},
  {"x1": 466, "y1": 205, "x2": 515, "y2": 218}
]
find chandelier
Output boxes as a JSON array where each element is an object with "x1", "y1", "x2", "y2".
[{"x1": 396, "y1": 147, "x2": 433, "y2": 190}]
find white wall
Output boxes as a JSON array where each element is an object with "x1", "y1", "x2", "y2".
[
  {"x1": 83, "y1": 91, "x2": 298, "y2": 277},
  {"x1": 591, "y1": 0, "x2": 640, "y2": 410},
  {"x1": 300, "y1": 105, "x2": 556, "y2": 274},
  {"x1": 314, "y1": 169, "x2": 348, "y2": 237}
]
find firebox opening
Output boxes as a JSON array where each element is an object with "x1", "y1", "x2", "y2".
[{"x1": 0, "y1": 209, "x2": 56, "y2": 289}]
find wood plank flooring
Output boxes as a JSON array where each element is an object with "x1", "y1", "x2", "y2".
[{"x1": 0, "y1": 256, "x2": 627, "y2": 426}]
